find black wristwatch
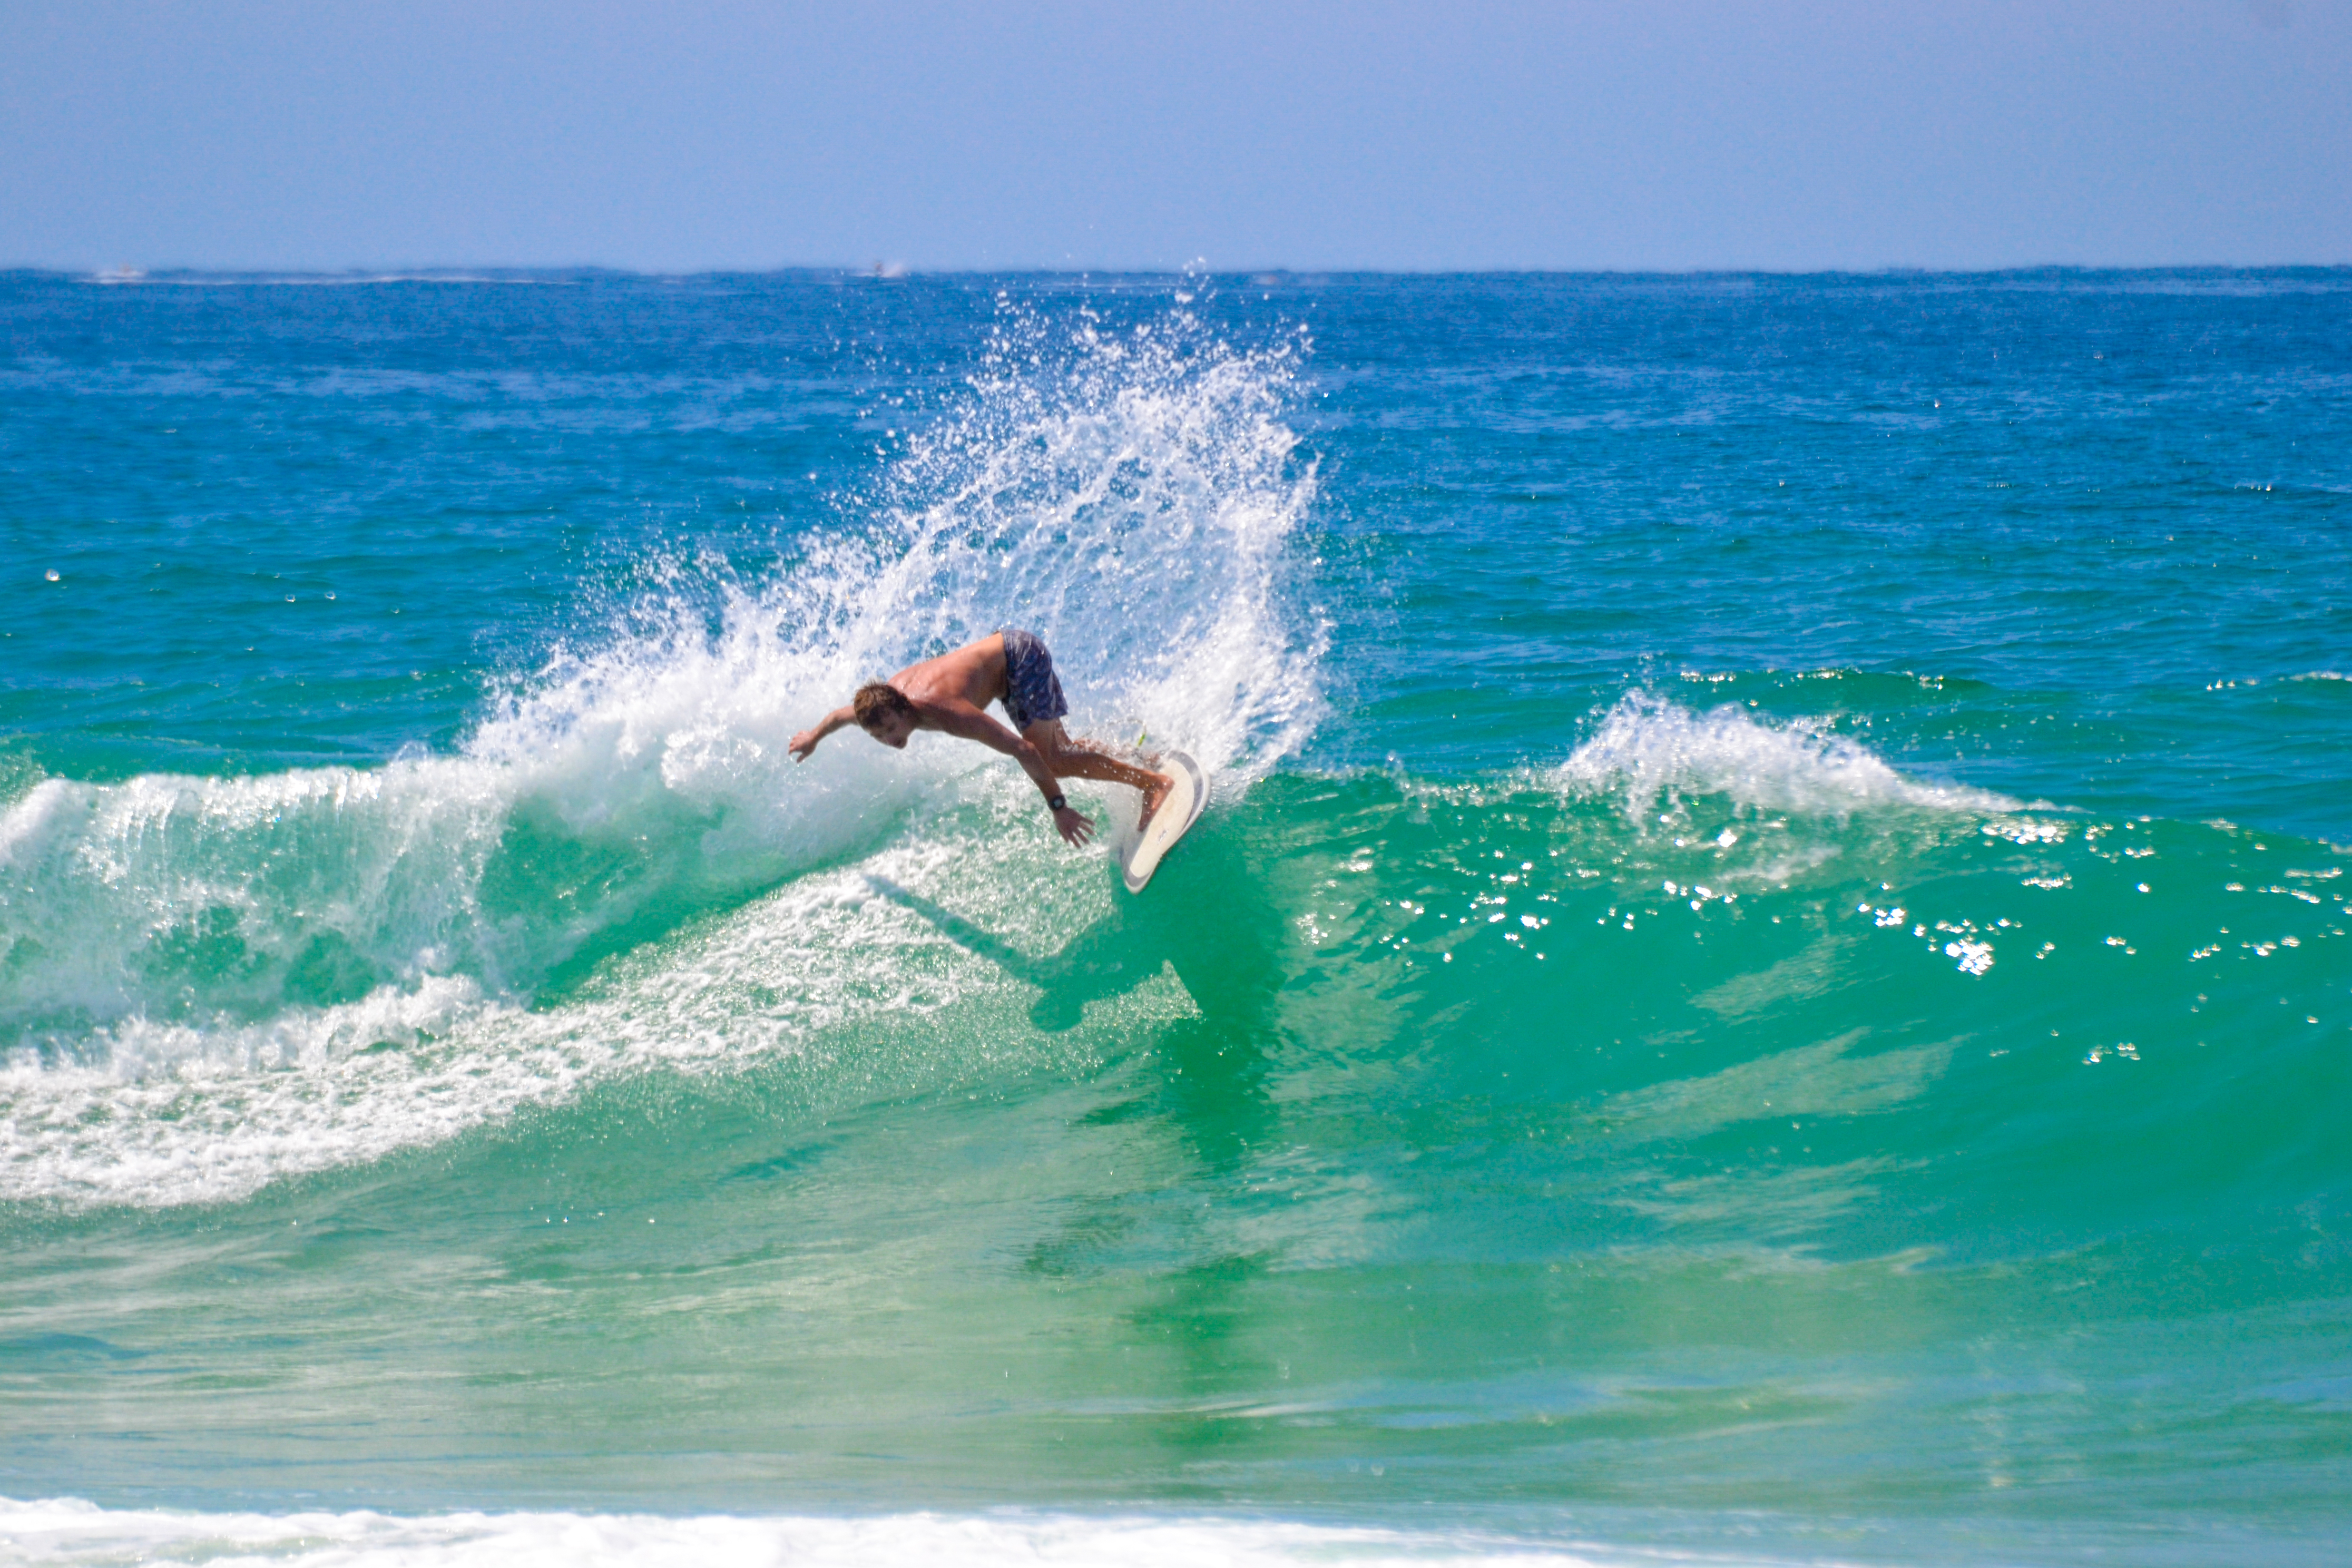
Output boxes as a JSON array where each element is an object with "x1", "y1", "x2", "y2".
[{"x1": 1047, "y1": 793, "x2": 1068, "y2": 812}]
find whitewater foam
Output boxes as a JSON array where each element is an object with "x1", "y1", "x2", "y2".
[{"x1": 0, "y1": 1497, "x2": 1771, "y2": 1568}]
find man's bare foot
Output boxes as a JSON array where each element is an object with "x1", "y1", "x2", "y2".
[{"x1": 1137, "y1": 771, "x2": 1174, "y2": 831}]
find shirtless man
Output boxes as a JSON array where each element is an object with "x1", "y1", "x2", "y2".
[{"x1": 789, "y1": 629, "x2": 1172, "y2": 848}]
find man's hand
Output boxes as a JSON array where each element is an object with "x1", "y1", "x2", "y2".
[
  {"x1": 789, "y1": 728, "x2": 823, "y2": 762},
  {"x1": 1053, "y1": 805, "x2": 1095, "y2": 848}
]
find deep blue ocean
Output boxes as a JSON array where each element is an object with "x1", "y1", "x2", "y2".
[{"x1": 3, "y1": 268, "x2": 2349, "y2": 1566}]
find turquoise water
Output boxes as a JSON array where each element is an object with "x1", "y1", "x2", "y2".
[{"x1": 3, "y1": 269, "x2": 2349, "y2": 1566}]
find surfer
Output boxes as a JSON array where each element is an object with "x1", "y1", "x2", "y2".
[{"x1": 789, "y1": 629, "x2": 1172, "y2": 849}]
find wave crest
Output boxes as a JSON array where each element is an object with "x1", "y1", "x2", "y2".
[{"x1": 1559, "y1": 693, "x2": 2014, "y2": 820}]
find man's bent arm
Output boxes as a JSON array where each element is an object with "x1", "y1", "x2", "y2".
[
  {"x1": 918, "y1": 699, "x2": 1063, "y2": 800},
  {"x1": 903, "y1": 698, "x2": 1096, "y2": 849}
]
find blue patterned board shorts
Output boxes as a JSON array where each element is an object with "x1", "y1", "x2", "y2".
[{"x1": 997, "y1": 627, "x2": 1070, "y2": 731}]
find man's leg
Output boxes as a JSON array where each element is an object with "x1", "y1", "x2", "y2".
[{"x1": 1024, "y1": 721, "x2": 1175, "y2": 826}]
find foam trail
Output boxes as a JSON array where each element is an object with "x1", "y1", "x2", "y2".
[
  {"x1": 0, "y1": 303, "x2": 1325, "y2": 1209},
  {"x1": 0, "y1": 1497, "x2": 1739, "y2": 1567},
  {"x1": 1559, "y1": 693, "x2": 2015, "y2": 821},
  {"x1": 0, "y1": 828, "x2": 1056, "y2": 1208}
]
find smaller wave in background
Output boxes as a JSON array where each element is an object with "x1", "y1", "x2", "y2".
[{"x1": 1559, "y1": 691, "x2": 2017, "y2": 821}]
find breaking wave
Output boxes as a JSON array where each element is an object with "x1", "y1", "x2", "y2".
[{"x1": 0, "y1": 307, "x2": 1324, "y2": 1209}]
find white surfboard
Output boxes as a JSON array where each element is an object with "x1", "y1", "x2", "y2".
[{"x1": 1119, "y1": 749, "x2": 1207, "y2": 894}]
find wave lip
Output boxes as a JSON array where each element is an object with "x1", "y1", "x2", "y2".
[{"x1": 1559, "y1": 692, "x2": 2015, "y2": 821}]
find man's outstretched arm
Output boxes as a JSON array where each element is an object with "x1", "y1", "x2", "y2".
[{"x1": 789, "y1": 705, "x2": 857, "y2": 761}]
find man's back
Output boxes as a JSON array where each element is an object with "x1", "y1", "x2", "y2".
[{"x1": 891, "y1": 634, "x2": 1007, "y2": 710}]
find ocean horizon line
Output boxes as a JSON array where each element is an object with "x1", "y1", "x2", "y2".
[{"x1": 8, "y1": 260, "x2": 2351, "y2": 285}]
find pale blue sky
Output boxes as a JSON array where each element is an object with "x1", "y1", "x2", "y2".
[{"x1": 4, "y1": 1, "x2": 2347, "y2": 272}]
